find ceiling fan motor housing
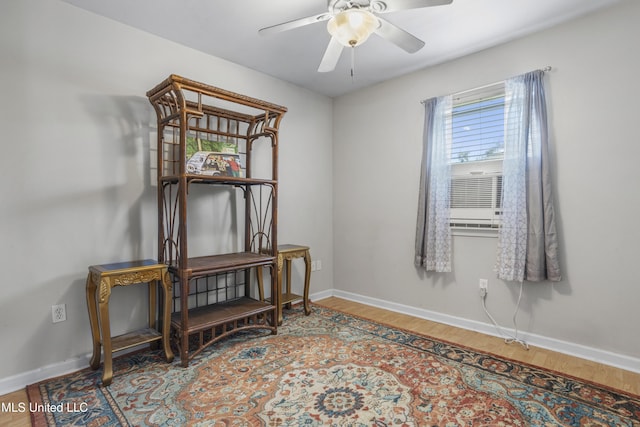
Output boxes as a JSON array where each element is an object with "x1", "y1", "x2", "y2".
[{"x1": 327, "y1": 9, "x2": 380, "y2": 47}]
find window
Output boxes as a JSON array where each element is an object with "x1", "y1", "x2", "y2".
[
  {"x1": 449, "y1": 83, "x2": 505, "y2": 229},
  {"x1": 417, "y1": 70, "x2": 558, "y2": 276}
]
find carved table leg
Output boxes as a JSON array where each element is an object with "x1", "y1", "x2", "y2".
[
  {"x1": 86, "y1": 272, "x2": 101, "y2": 370},
  {"x1": 284, "y1": 258, "x2": 292, "y2": 310},
  {"x1": 276, "y1": 254, "x2": 284, "y2": 325},
  {"x1": 303, "y1": 249, "x2": 311, "y2": 316},
  {"x1": 149, "y1": 278, "x2": 158, "y2": 351},
  {"x1": 97, "y1": 277, "x2": 113, "y2": 386}
]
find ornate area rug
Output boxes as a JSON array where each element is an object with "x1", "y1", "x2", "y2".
[{"x1": 28, "y1": 305, "x2": 640, "y2": 426}]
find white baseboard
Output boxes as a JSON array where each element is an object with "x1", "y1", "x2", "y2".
[
  {"x1": 0, "y1": 354, "x2": 92, "y2": 396},
  {"x1": 324, "y1": 289, "x2": 640, "y2": 376},
  {"x1": 3, "y1": 288, "x2": 637, "y2": 396},
  {"x1": 309, "y1": 288, "x2": 334, "y2": 302}
]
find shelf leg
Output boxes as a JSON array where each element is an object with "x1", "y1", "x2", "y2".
[
  {"x1": 180, "y1": 275, "x2": 190, "y2": 368},
  {"x1": 160, "y1": 270, "x2": 174, "y2": 363},
  {"x1": 256, "y1": 266, "x2": 265, "y2": 301}
]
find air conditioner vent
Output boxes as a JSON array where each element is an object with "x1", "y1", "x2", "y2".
[{"x1": 450, "y1": 174, "x2": 502, "y2": 228}]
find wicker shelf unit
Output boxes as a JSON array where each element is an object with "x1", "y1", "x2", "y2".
[{"x1": 147, "y1": 75, "x2": 287, "y2": 366}]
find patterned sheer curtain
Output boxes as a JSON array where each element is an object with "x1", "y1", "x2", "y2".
[
  {"x1": 496, "y1": 70, "x2": 561, "y2": 282},
  {"x1": 415, "y1": 95, "x2": 452, "y2": 272}
]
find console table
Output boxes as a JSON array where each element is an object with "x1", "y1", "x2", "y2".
[
  {"x1": 85, "y1": 260, "x2": 174, "y2": 386},
  {"x1": 257, "y1": 244, "x2": 311, "y2": 324}
]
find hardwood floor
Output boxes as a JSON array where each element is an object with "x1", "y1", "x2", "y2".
[
  {"x1": 1, "y1": 296, "x2": 638, "y2": 427},
  {"x1": 0, "y1": 389, "x2": 31, "y2": 427}
]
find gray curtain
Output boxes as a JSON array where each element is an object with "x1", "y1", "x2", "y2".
[
  {"x1": 496, "y1": 70, "x2": 561, "y2": 282},
  {"x1": 415, "y1": 96, "x2": 452, "y2": 272}
]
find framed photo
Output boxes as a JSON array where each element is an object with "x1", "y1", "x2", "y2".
[{"x1": 186, "y1": 151, "x2": 242, "y2": 177}]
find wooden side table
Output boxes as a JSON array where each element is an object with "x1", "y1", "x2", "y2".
[
  {"x1": 257, "y1": 244, "x2": 311, "y2": 324},
  {"x1": 86, "y1": 259, "x2": 174, "y2": 386}
]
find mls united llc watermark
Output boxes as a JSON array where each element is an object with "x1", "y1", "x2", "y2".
[{"x1": 2, "y1": 401, "x2": 89, "y2": 413}]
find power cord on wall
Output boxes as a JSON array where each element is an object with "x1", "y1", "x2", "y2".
[{"x1": 481, "y1": 281, "x2": 529, "y2": 350}]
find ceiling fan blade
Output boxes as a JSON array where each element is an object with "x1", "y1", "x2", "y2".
[
  {"x1": 372, "y1": 0, "x2": 452, "y2": 13},
  {"x1": 259, "y1": 13, "x2": 331, "y2": 36},
  {"x1": 375, "y1": 17, "x2": 425, "y2": 53},
  {"x1": 318, "y1": 37, "x2": 344, "y2": 72}
]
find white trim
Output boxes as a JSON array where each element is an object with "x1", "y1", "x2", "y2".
[
  {"x1": 3, "y1": 288, "x2": 637, "y2": 395},
  {"x1": 324, "y1": 289, "x2": 640, "y2": 375},
  {"x1": 309, "y1": 288, "x2": 334, "y2": 302},
  {"x1": 0, "y1": 354, "x2": 91, "y2": 395},
  {"x1": 0, "y1": 344, "x2": 149, "y2": 395}
]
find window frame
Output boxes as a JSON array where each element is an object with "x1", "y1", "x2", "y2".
[{"x1": 449, "y1": 82, "x2": 506, "y2": 235}]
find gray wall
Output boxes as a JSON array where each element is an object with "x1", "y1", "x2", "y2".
[
  {"x1": 333, "y1": 0, "x2": 640, "y2": 363},
  {"x1": 0, "y1": 0, "x2": 334, "y2": 384}
]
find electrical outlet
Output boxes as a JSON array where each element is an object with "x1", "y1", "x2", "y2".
[
  {"x1": 52, "y1": 304, "x2": 66, "y2": 323},
  {"x1": 311, "y1": 261, "x2": 317, "y2": 272},
  {"x1": 479, "y1": 279, "x2": 488, "y2": 297},
  {"x1": 316, "y1": 259, "x2": 322, "y2": 271}
]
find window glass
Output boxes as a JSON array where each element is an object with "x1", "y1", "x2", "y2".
[{"x1": 451, "y1": 95, "x2": 505, "y2": 164}]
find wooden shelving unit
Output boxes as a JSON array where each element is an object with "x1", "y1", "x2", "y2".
[{"x1": 147, "y1": 75, "x2": 287, "y2": 366}]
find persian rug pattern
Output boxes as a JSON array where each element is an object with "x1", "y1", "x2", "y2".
[{"x1": 28, "y1": 305, "x2": 640, "y2": 426}]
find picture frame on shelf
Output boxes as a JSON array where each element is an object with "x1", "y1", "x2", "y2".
[{"x1": 186, "y1": 151, "x2": 242, "y2": 177}]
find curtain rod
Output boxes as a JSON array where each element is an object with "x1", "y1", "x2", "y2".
[{"x1": 420, "y1": 66, "x2": 552, "y2": 104}]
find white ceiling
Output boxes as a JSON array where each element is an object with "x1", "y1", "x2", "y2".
[{"x1": 62, "y1": 0, "x2": 619, "y2": 97}]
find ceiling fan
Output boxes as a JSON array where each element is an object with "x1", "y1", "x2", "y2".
[{"x1": 259, "y1": 0, "x2": 453, "y2": 73}]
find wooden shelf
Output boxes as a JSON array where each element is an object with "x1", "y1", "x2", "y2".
[
  {"x1": 169, "y1": 252, "x2": 275, "y2": 276},
  {"x1": 111, "y1": 328, "x2": 163, "y2": 353},
  {"x1": 171, "y1": 297, "x2": 273, "y2": 334},
  {"x1": 282, "y1": 292, "x2": 303, "y2": 305},
  {"x1": 268, "y1": 292, "x2": 303, "y2": 306},
  {"x1": 160, "y1": 175, "x2": 277, "y2": 186}
]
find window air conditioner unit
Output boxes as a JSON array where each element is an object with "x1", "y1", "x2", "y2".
[{"x1": 450, "y1": 173, "x2": 502, "y2": 229}]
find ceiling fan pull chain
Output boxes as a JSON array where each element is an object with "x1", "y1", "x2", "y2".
[{"x1": 350, "y1": 46, "x2": 355, "y2": 81}]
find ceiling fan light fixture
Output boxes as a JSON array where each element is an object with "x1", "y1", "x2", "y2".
[{"x1": 327, "y1": 9, "x2": 379, "y2": 47}]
